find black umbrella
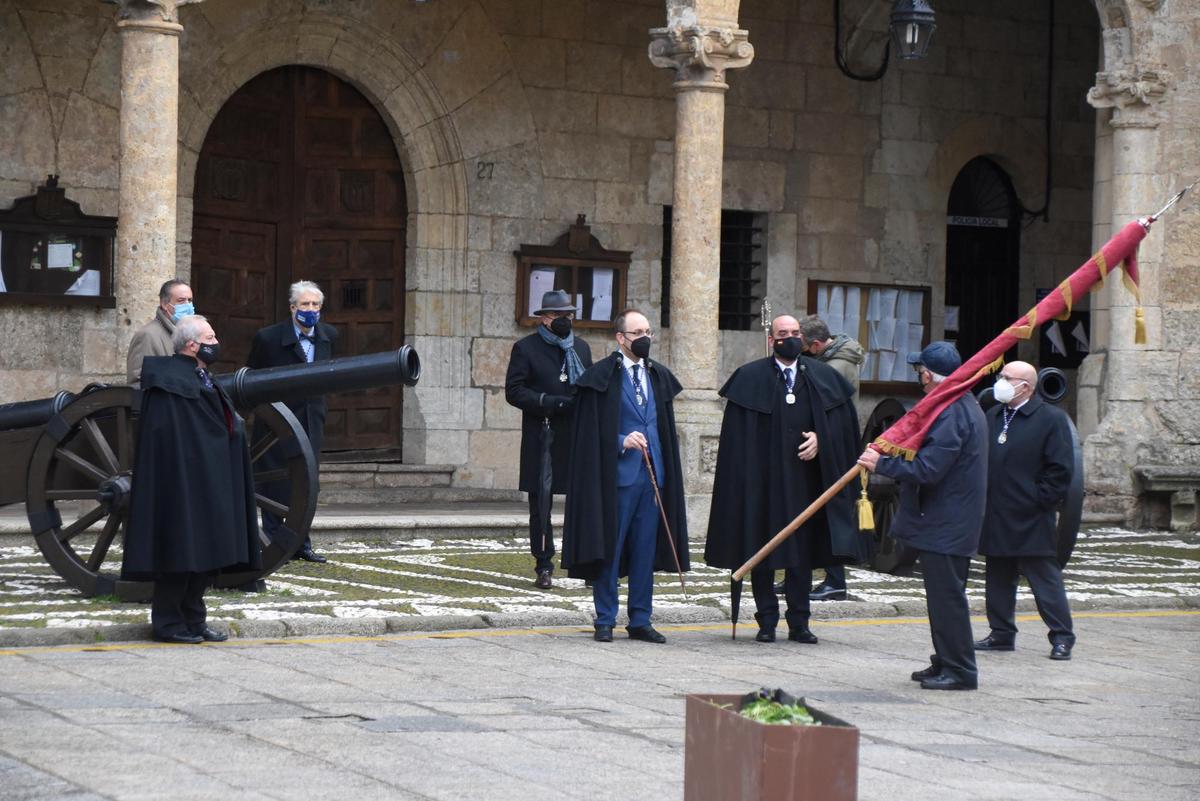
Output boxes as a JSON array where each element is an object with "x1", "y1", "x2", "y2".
[
  {"x1": 537, "y1": 418, "x2": 553, "y2": 555},
  {"x1": 730, "y1": 576, "x2": 743, "y2": 640}
]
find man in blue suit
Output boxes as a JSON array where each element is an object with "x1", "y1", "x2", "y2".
[
  {"x1": 561, "y1": 309, "x2": 689, "y2": 644},
  {"x1": 858, "y1": 341, "x2": 988, "y2": 690}
]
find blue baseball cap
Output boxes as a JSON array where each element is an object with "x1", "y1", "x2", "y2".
[{"x1": 906, "y1": 340, "x2": 962, "y2": 376}]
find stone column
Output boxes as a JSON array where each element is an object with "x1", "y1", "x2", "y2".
[
  {"x1": 104, "y1": 0, "x2": 200, "y2": 330},
  {"x1": 649, "y1": 19, "x2": 753, "y2": 521},
  {"x1": 650, "y1": 24, "x2": 753, "y2": 391},
  {"x1": 1080, "y1": 64, "x2": 1171, "y2": 522}
]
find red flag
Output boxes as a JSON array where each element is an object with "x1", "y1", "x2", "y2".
[{"x1": 874, "y1": 220, "x2": 1147, "y2": 459}]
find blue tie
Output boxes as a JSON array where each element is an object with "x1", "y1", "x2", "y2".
[
  {"x1": 783, "y1": 367, "x2": 794, "y2": 393},
  {"x1": 196, "y1": 368, "x2": 214, "y2": 390},
  {"x1": 630, "y1": 364, "x2": 645, "y2": 406}
]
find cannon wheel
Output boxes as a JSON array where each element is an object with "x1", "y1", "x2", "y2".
[
  {"x1": 24, "y1": 387, "x2": 316, "y2": 600},
  {"x1": 859, "y1": 398, "x2": 920, "y2": 576}
]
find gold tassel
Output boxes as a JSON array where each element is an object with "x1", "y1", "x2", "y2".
[
  {"x1": 857, "y1": 470, "x2": 875, "y2": 531},
  {"x1": 1135, "y1": 306, "x2": 1147, "y2": 344}
]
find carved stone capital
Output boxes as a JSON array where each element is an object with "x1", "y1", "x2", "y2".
[
  {"x1": 102, "y1": 0, "x2": 202, "y2": 24},
  {"x1": 648, "y1": 26, "x2": 754, "y2": 91},
  {"x1": 1087, "y1": 66, "x2": 1172, "y2": 128}
]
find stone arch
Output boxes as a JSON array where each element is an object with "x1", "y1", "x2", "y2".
[{"x1": 927, "y1": 117, "x2": 1047, "y2": 211}]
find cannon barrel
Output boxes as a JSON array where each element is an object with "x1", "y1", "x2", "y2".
[
  {"x1": 1036, "y1": 366, "x2": 1069, "y2": 404},
  {"x1": 0, "y1": 391, "x2": 75, "y2": 433},
  {"x1": 215, "y1": 345, "x2": 421, "y2": 411}
]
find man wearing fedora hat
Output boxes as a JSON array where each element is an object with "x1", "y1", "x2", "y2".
[
  {"x1": 505, "y1": 289, "x2": 593, "y2": 589},
  {"x1": 857, "y1": 340, "x2": 988, "y2": 690}
]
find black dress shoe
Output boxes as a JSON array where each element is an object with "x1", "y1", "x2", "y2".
[
  {"x1": 1050, "y1": 643, "x2": 1072, "y2": 661},
  {"x1": 920, "y1": 673, "x2": 976, "y2": 691},
  {"x1": 295, "y1": 547, "x2": 328, "y2": 564},
  {"x1": 535, "y1": 569, "x2": 552, "y2": 590},
  {"x1": 910, "y1": 663, "x2": 941, "y2": 682},
  {"x1": 787, "y1": 628, "x2": 818, "y2": 644},
  {"x1": 974, "y1": 635, "x2": 1015, "y2": 651},
  {"x1": 755, "y1": 627, "x2": 776, "y2": 643},
  {"x1": 626, "y1": 625, "x2": 666, "y2": 644},
  {"x1": 153, "y1": 631, "x2": 203, "y2": 644},
  {"x1": 809, "y1": 582, "x2": 848, "y2": 601},
  {"x1": 593, "y1": 624, "x2": 613, "y2": 642},
  {"x1": 194, "y1": 626, "x2": 228, "y2": 642},
  {"x1": 234, "y1": 579, "x2": 266, "y2": 593}
]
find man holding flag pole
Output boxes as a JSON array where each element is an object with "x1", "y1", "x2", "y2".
[{"x1": 857, "y1": 341, "x2": 988, "y2": 690}]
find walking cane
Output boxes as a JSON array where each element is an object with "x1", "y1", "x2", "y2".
[{"x1": 640, "y1": 447, "x2": 688, "y2": 600}]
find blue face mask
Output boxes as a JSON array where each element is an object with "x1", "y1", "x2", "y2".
[
  {"x1": 295, "y1": 309, "x2": 320, "y2": 328},
  {"x1": 170, "y1": 301, "x2": 195, "y2": 322}
]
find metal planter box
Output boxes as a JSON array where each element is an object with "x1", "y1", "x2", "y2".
[{"x1": 684, "y1": 693, "x2": 859, "y2": 801}]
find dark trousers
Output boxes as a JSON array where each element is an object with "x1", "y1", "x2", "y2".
[
  {"x1": 820, "y1": 564, "x2": 846, "y2": 589},
  {"x1": 752, "y1": 566, "x2": 812, "y2": 630},
  {"x1": 593, "y1": 478, "x2": 657, "y2": 628},
  {"x1": 152, "y1": 572, "x2": 208, "y2": 637},
  {"x1": 527, "y1": 492, "x2": 556, "y2": 572},
  {"x1": 919, "y1": 551, "x2": 977, "y2": 686},
  {"x1": 984, "y1": 556, "x2": 1075, "y2": 646}
]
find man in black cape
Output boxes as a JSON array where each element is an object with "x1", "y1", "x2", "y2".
[
  {"x1": 123, "y1": 315, "x2": 260, "y2": 643},
  {"x1": 705, "y1": 314, "x2": 864, "y2": 645},
  {"x1": 505, "y1": 289, "x2": 592, "y2": 589},
  {"x1": 561, "y1": 308, "x2": 688, "y2": 644},
  {"x1": 975, "y1": 360, "x2": 1076, "y2": 660}
]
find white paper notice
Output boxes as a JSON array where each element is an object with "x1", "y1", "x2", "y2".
[
  {"x1": 64, "y1": 270, "x2": 100, "y2": 296},
  {"x1": 816, "y1": 286, "x2": 829, "y2": 318},
  {"x1": 828, "y1": 286, "x2": 844, "y2": 320},
  {"x1": 1045, "y1": 321, "x2": 1067, "y2": 356},
  {"x1": 904, "y1": 291, "x2": 924, "y2": 323},
  {"x1": 528, "y1": 268, "x2": 556, "y2": 316},
  {"x1": 877, "y1": 318, "x2": 896, "y2": 352},
  {"x1": 574, "y1": 294, "x2": 584, "y2": 316},
  {"x1": 591, "y1": 268, "x2": 613, "y2": 321},
  {"x1": 866, "y1": 289, "x2": 881, "y2": 322},
  {"x1": 47, "y1": 243, "x2": 74, "y2": 270},
  {"x1": 907, "y1": 324, "x2": 925, "y2": 353},
  {"x1": 843, "y1": 286, "x2": 861, "y2": 338},
  {"x1": 877, "y1": 288, "x2": 898, "y2": 321},
  {"x1": 862, "y1": 352, "x2": 876, "y2": 381},
  {"x1": 891, "y1": 349, "x2": 911, "y2": 381},
  {"x1": 0, "y1": 232, "x2": 5, "y2": 292},
  {"x1": 878, "y1": 351, "x2": 896, "y2": 383},
  {"x1": 1071, "y1": 320, "x2": 1090, "y2": 353},
  {"x1": 945, "y1": 305, "x2": 959, "y2": 332}
]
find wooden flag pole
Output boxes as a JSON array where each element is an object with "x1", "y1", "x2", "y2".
[{"x1": 732, "y1": 464, "x2": 864, "y2": 581}]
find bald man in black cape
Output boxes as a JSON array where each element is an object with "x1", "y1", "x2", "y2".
[{"x1": 705, "y1": 314, "x2": 865, "y2": 644}]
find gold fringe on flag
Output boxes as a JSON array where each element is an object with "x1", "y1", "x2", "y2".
[
  {"x1": 1005, "y1": 308, "x2": 1038, "y2": 340},
  {"x1": 857, "y1": 469, "x2": 874, "y2": 531},
  {"x1": 1119, "y1": 260, "x2": 1146, "y2": 345},
  {"x1": 1054, "y1": 279, "x2": 1073, "y2": 321},
  {"x1": 1093, "y1": 250, "x2": 1108, "y2": 289}
]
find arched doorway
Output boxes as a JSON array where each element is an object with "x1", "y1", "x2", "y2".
[
  {"x1": 944, "y1": 157, "x2": 1020, "y2": 363},
  {"x1": 191, "y1": 66, "x2": 407, "y2": 455}
]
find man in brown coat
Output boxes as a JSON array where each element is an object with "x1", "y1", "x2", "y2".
[
  {"x1": 126, "y1": 280, "x2": 194, "y2": 384},
  {"x1": 799, "y1": 314, "x2": 866, "y2": 601}
]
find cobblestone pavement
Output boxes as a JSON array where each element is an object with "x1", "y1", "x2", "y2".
[
  {"x1": 1, "y1": 610, "x2": 1197, "y2": 801},
  {"x1": 0, "y1": 528, "x2": 1197, "y2": 637}
]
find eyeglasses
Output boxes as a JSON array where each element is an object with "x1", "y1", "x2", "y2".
[
  {"x1": 622, "y1": 329, "x2": 652, "y2": 338},
  {"x1": 913, "y1": 364, "x2": 925, "y2": 375},
  {"x1": 997, "y1": 374, "x2": 1027, "y2": 384},
  {"x1": 544, "y1": 311, "x2": 574, "y2": 319}
]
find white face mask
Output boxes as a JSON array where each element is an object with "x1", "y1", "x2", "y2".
[{"x1": 994, "y1": 377, "x2": 1019, "y2": 404}]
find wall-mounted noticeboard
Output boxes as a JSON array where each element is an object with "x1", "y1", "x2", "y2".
[
  {"x1": 514, "y1": 215, "x2": 630, "y2": 329},
  {"x1": 807, "y1": 280, "x2": 932, "y2": 395}
]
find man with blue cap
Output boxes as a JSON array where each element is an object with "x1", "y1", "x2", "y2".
[{"x1": 857, "y1": 340, "x2": 988, "y2": 690}]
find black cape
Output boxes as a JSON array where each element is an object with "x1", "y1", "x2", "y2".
[
  {"x1": 560, "y1": 352, "x2": 690, "y2": 581},
  {"x1": 704, "y1": 356, "x2": 866, "y2": 571},
  {"x1": 122, "y1": 355, "x2": 261, "y2": 580}
]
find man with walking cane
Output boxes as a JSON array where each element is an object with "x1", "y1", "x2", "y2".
[
  {"x1": 561, "y1": 308, "x2": 689, "y2": 643},
  {"x1": 505, "y1": 290, "x2": 592, "y2": 589},
  {"x1": 705, "y1": 314, "x2": 864, "y2": 645}
]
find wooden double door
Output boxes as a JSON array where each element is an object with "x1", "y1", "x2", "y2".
[{"x1": 191, "y1": 66, "x2": 407, "y2": 453}]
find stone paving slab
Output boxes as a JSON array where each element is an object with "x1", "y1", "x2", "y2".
[{"x1": 0, "y1": 611, "x2": 1197, "y2": 801}]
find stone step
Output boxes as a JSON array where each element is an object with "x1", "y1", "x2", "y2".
[
  {"x1": 0, "y1": 501, "x2": 553, "y2": 543},
  {"x1": 317, "y1": 462, "x2": 524, "y2": 504}
]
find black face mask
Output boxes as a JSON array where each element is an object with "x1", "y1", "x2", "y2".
[
  {"x1": 196, "y1": 342, "x2": 221, "y2": 366},
  {"x1": 773, "y1": 337, "x2": 804, "y2": 361},
  {"x1": 549, "y1": 317, "x2": 572, "y2": 338},
  {"x1": 628, "y1": 335, "x2": 651, "y2": 360}
]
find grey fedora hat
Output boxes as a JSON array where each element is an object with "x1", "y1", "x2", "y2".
[{"x1": 534, "y1": 289, "x2": 576, "y2": 315}]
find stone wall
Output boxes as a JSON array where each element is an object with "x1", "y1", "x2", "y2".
[{"x1": 7, "y1": 0, "x2": 1190, "y2": 522}]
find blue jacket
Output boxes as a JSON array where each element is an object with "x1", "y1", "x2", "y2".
[
  {"x1": 874, "y1": 392, "x2": 988, "y2": 557},
  {"x1": 616, "y1": 362, "x2": 665, "y2": 488}
]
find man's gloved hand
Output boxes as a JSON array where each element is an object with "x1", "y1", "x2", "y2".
[{"x1": 542, "y1": 394, "x2": 575, "y2": 414}]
